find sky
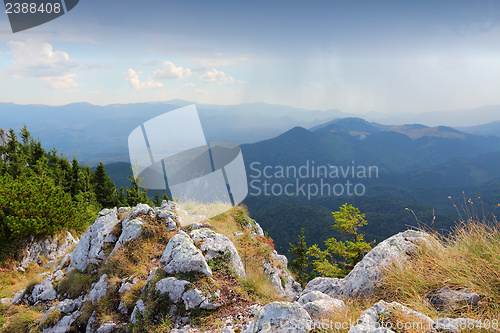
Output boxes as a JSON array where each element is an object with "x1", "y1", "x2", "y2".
[{"x1": 1, "y1": 0, "x2": 500, "y2": 115}]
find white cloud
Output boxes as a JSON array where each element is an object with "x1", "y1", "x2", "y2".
[
  {"x1": 124, "y1": 68, "x2": 163, "y2": 89},
  {"x1": 6, "y1": 39, "x2": 78, "y2": 78},
  {"x1": 41, "y1": 74, "x2": 79, "y2": 90},
  {"x1": 183, "y1": 83, "x2": 195, "y2": 87},
  {"x1": 199, "y1": 68, "x2": 235, "y2": 85},
  {"x1": 153, "y1": 61, "x2": 192, "y2": 79},
  {"x1": 195, "y1": 88, "x2": 209, "y2": 94}
]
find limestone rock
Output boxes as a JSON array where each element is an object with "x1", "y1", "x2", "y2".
[
  {"x1": 31, "y1": 278, "x2": 57, "y2": 303},
  {"x1": 303, "y1": 277, "x2": 342, "y2": 297},
  {"x1": 0, "y1": 298, "x2": 12, "y2": 305},
  {"x1": 126, "y1": 203, "x2": 153, "y2": 218},
  {"x1": 88, "y1": 274, "x2": 109, "y2": 306},
  {"x1": 69, "y1": 210, "x2": 120, "y2": 272},
  {"x1": 155, "y1": 277, "x2": 190, "y2": 302},
  {"x1": 181, "y1": 288, "x2": 222, "y2": 310},
  {"x1": 85, "y1": 311, "x2": 98, "y2": 333},
  {"x1": 245, "y1": 301, "x2": 312, "y2": 333},
  {"x1": 190, "y1": 228, "x2": 246, "y2": 278},
  {"x1": 263, "y1": 252, "x2": 302, "y2": 300},
  {"x1": 19, "y1": 231, "x2": 77, "y2": 270},
  {"x1": 55, "y1": 298, "x2": 82, "y2": 313},
  {"x1": 348, "y1": 300, "x2": 434, "y2": 333},
  {"x1": 181, "y1": 289, "x2": 205, "y2": 310},
  {"x1": 159, "y1": 231, "x2": 212, "y2": 276},
  {"x1": 298, "y1": 291, "x2": 345, "y2": 319},
  {"x1": 305, "y1": 230, "x2": 431, "y2": 299},
  {"x1": 44, "y1": 310, "x2": 80, "y2": 333},
  {"x1": 96, "y1": 322, "x2": 118, "y2": 333},
  {"x1": 429, "y1": 287, "x2": 480, "y2": 310},
  {"x1": 131, "y1": 299, "x2": 146, "y2": 324},
  {"x1": 166, "y1": 217, "x2": 178, "y2": 231},
  {"x1": 111, "y1": 217, "x2": 144, "y2": 254},
  {"x1": 0, "y1": 128, "x2": 9, "y2": 147}
]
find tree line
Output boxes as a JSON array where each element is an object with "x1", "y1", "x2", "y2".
[{"x1": 0, "y1": 126, "x2": 158, "y2": 261}]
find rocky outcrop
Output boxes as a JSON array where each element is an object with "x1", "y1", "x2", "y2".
[
  {"x1": 155, "y1": 277, "x2": 190, "y2": 302},
  {"x1": 69, "y1": 208, "x2": 120, "y2": 272},
  {"x1": 428, "y1": 287, "x2": 480, "y2": 311},
  {"x1": 348, "y1": 300, "x2": 434, "y2": 333},
  {"x1": 190, "y1": 228, "x2": 246, "y2": 278},
  {"x1": 305, "y1": 230, "x2": 431, "y2": 299},
  {"x1": 0, "y1": 128, "x2": 9, "y2": 147},
  {"x1": 298, "y1": 291, "x2": 345, "y2": 319},
  {"x1": 264, "y1": 251, "x2": 302, "y2": 300},
  {"x1": 30, "y1": 278, "x2": 57, "y2": 303},
  {"x1": 159, "y1": 230, "x2": 212, "y2": 276},
  {"x1": 18, "y1": 231, "x2": 78, "y2": 271},
  {"x1": 245, "y1": 302, "x2": 312, "y2": 333},
  {"x1": 5, "y1": 202, "x2": 313, "y2": 333}
]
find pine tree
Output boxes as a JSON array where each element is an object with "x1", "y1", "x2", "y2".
[
  {"x1": 289, "y1": 227, "x2": 311, "y2": 287},
  {"x1": 125, "y1": 171, "x2": 150, "y2": 207},
  {"x1": 92, "y1": 162, "x2": 117, "y2": 208},
  {"x1": 309, "y1": 203, "x2": 375, "y2": 278}
]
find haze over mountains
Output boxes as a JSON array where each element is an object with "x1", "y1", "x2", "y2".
[{"x1": 2, "y1": 100, "x2": 500, "y2": 166}]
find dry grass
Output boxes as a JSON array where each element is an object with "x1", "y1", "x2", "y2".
[
  {"x1": 0, "y1": 305, "x2": 43, "y2": 333},
  {"x1": 209, "y1": 205, "x2": 283, "y2": 303},
  {"x1": 179, "y1": 200, "x2": 233, "y2": 221},
  {"x1": 378, "y1": 218, "x2": 500, "y2": 323}
]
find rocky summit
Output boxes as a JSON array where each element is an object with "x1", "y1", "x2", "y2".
[{"x1": 0, "y1": 202, "x2": 495, "y2": 333}]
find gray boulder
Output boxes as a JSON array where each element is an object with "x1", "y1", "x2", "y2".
[
  {"x1": 348, "y1": 300, "x2": 434, "y2": 333},
  {"x1": 19, "y1": 231, "x2": 78, "y2": 270},
  {"x1": 298, "y1": 291, "x2": 345, "y2": 319},
  {"x1": 305, "y1": 230, "x2": 431, "y2": 299},
  {"x1": 111, "y1": 217, "x2": 144, "y2": 255},
  {"x1": 31, "y1": 278, "x2": 57, "y2": 303},
  {"x1": 159, "y1": 231, "x2": 212, "y2": 276},
  {"x1": 245, "y1": 301, "x2": 312, "y2": 333},
  {"x1": 96, "y1": 322, "x2": 118, "y2": 333},
  {"x1": 69, "y1": 209, "x2": 120, "y2": 272},
  {"x1": 155, "y1": 277, "x2": 190, "y2": 302},
  {"x1": 127, "y1": 203, "x2": 153, "y2": 218},
  {"x1": 181, "y1": 288, "x2": 222, "y2": 310},
  {"x1": 190, "y1": 228, "x2": 246, "y2": 278},
  {"x1": 88, "y1": 274, "x2": 109, "y2": 306},
  {"x1": 429, "y1": 287, "x2": 480, "y2": 310},
  {"x1": 43, "y1": 310, "x2": 80, "y2": 333},
  {"x1": 131, "y1": 299, "x2": 146, "y2": 324},
  {"x1": 303, "y1": 277, "x2": 342, "y2": 297},
  {"x1": 263, "y1": 252, "x2": 302, "y2": 300},
  {"x1": 0, "y1": 128, "x2": 8, "y2": 147}
]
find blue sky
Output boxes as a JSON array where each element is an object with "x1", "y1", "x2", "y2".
[{"x1": 1, "y1": 0, "x2": 500, "y2": 114}]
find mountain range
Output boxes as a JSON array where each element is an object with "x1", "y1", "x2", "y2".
[
  {"x1": 2, "y1": 101, "x2": 500, "y2": 166},
  {"x1": 93, "y1": 116, "x2": 500, "y2": 253}
]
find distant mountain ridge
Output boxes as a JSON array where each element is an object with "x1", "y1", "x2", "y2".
[{"x1": 0, "y1": 101, "x2": 346, "y2": 165}]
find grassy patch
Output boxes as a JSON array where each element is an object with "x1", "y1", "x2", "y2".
[
  {"x1": 378, "y1": 218, "x2": 500, "y2": 322},
  {"x1": 57, "y1": 269, "x2": 96, "y2": 299},
  {"x1": 39, "y1": 309, "x2": 62, "y2": 330},
  {"x1": 0, "y1": 305, "x2": 43, "y2": 333}
]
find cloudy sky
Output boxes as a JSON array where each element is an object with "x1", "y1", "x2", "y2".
[{"x1": 0, "y1": 0, "x2": 500, "y2": 115}]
